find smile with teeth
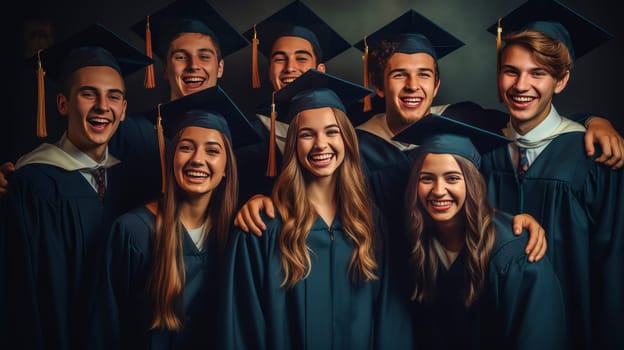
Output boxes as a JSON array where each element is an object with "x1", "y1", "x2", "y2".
[
  {"x1": 309, "y1": 153, "x2": 333, "y2": 162},
  {"x1": 88, "y1": 117, "x2": 111, "y2": 126},
  {"x1": 281, "y1": 77, "x2": 297, "y2": 84},
  {"x1": 183, "y1": 77, "x2": 205, "y2": 85},
  {"x1": 185, "y1": 169, "x2": 210, "y2": 178},
  {"x1": 510, "y1": 95, "x2": 535, "y2": 103},
  {"x1": 400, "y1": 97, "x2": 423, "y2": 106},
  {"x1": 430, "y1": 200, "x2": 453, "y2": 207}
]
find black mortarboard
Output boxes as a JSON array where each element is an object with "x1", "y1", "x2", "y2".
[
  {"x1": 244, "y1": 1, "x2": 350, "y2": 89},
  {"x1": 28, "y1": 23, "x2": 152, "y2": 138},
  {"x1": 32, "y1": 23, "x2": 152, "y2": 81},
  {"x1": 154, "y1": 85, "x2": 260, "y2": 148},
  {"x1": 486, "y1": 0, "x2": 613, "y2": 60},
  {"x1": 131, "y1": 0, "x2": 249, "y2": 60},
  {"x1": 353, "y1": 9, "x2": 465, "y2": 60},
  {"x1": 243, "y1": 1, "x2": 350, "y2": 63},
  {"x1": 275, "y1": 69, "x2": 374, "y2": 123},
  {"x1": 392, "y1": 113, "x2": 511, "y2": 168}
]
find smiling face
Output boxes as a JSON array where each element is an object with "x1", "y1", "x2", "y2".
[
  {"x1": 417, "y1": 153, "x2": 466, "y2": 227},
  {"x1": 173, "y1": 126, "x2": 227, "y2": 199},
  {"x1": 378, "y1": 52, "x2": 440, "y2": 135},
  {"x1": 165, "y1": 32, "x2": 224, "y2": 100},
  {"x1": 498, "y1": 44, "x2": 569, "y2": 134},
  {"x1": 57, "y1": 65, "x2": 127, "y2": 162},
  {"x1": 295, "y1": 107, "x2": 345, "y2": 180},
  {"x1": 268, "y1": 36, "x2": 325, "y2": 91}
]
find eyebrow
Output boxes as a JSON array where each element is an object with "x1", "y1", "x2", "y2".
[
  {"x1": 298, "y1": 124, "x2": 340, "y2": 132},
  {"x1": 388, "y1": 67, "x2": 434, "y2": 75},
  {"x1": 271, "y1": 49, "x2": 314, "y2": 59},
  {"x1": 179, "y1": 139, "x2": 224, "y2": 148},
  {"x1": 78, "y1": 85, "x2": 125, "y2": 97}
]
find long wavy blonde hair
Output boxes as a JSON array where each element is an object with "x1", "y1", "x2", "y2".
[
  {"x1": 148, "y1": 127, "x2": 238, "y2": 330},
  {"x1": 405, "y1": 154, "x2": 495, "y2": 306},
  {"x1": 272, "y1": 108, "x2": 377, "y2": 288}
]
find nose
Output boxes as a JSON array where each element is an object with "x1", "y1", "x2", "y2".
[
  {"x1": 283, "y1": 57, "x2": 296, "y2": 73},
  {"x1": 404, "y1": 75, "x2": 419, "y2": 92},
  {"x1": 190, "y1": 150, "x2": 205, "y2": 165},
  {"x1": 94, "y1": 95, "x2": 110, "y2": 113},
  {"x1": 432, "y1": 180, "x2": 446, "y2": 196},
  {"x1": 314, "y1": 134, "x2": 328, "y2": 150},
  {"x1": 513, "y1": 72, "x2": 530, "y2": 91},
  {"x1": 186, "y1": 55, "x2": 200, "y2": 70}
]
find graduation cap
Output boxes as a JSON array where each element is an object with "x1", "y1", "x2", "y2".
[
  {"x1": 151, "y1": 85, "x2": 260, "y2": 192},
  {"x1": 486, "y1": 0, "x2": 613, "y2": 61},
  {"x1": 131, "y1": 0, "x2": 249, "y2": 87},
  {"x1": 392, "y1": 113, "x2": 511, "y2": 168},
  {"x1": 28, "y1": 23, "x2": 152, "y2": 138},
  {"x1": 353, "y1": 10, "x2": 464, "y2": 111},
  {"x1": 242, "y1": 0, "x2": 351, "y2": 88},
  {"x1": 260, "y1": 69, "x2": 371, "y2": 176}
]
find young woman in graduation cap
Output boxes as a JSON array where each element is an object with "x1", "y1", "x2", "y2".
[
  {"x1": 88, "y1": 86, "x2": 259, "y2": 349},
  {"x1": 393, "y1": 115, "x2": 568, "y2": 349},
  {"x1": 221, "y1": 71, "x2": 414, "y2": 350}
]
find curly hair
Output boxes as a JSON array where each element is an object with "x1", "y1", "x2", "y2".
[
  {"x1": 368, "y1": 39, "x2": 440, "y2": 91},
  {"x1": 272, "y1": 108, "x2": 378, "y2": 288},
  {"x1": 404, "y1": 153, "x2": 495, "y2": 307}
]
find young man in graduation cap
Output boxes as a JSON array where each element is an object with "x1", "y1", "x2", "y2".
[
  {"x1": 0, "y1": 23, "x2": 151, "y2": 349},
  {"x1": 478, "y1": 1, "x2": 624, "y2": 348}
]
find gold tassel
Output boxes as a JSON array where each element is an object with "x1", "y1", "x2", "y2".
[
  {"x1": 36, "y1": 49, "x2": 47, "y2": 138},
  {"x1": 252, "y1": 24, "x2": 261, "y2": 89},
  {"x1": 496, "y1": 18, "x2": 503, "y2": 102},
  {"x1": 156, "y1": 104, "x2": 166, "y2": 194},
  {"x1": 266, "y1": 91, "x2": 277, "y2": 177},
  {"x1": 362, "y1": 36, "x2": 371, "y2": 112},
  {"x1": 144, "y1": 15, "x2": 156, "y2": 89}
]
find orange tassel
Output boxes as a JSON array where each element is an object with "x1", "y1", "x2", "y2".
[
  {"x1": 266, "y1": 92, "x2": 277, "y2": 177},
  {"x1": 144, "y1": 15, "x2": 156, "y2": 89},
  {"x1": 36, "y1": 49, "x2": 47, "y2": 138},
  {"x1": 156, "y1": 104, "x2": 166, "y2": 194},
  {"x1": 496, "y1": 18, "x2": 503, "y2": 102},
  {"x1": 252, "y1": 24, "x2": 261, "y2": 89},
  {"x1": 362, "y1": 36, "x2": 371, "y2": 112}
]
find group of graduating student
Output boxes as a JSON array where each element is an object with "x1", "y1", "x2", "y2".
[{"x1": 0, "y1": 0, "x2": 623, "y2": 349}]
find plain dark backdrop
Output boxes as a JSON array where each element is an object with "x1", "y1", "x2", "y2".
[{"x1": 4, "y1": 0, "x2": 622, "y2": 163}]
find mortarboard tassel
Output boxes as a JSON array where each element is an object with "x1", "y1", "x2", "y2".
[
  {"x1": 362, "y1": 36, "x2": 371, "y2": 112},
  {"x1": 156, "y1": 104, "x2": 166, "y2": 194},
  {"x1": 36, "y1": 49, "x2": 47, "y2": 138},
  {"x1": 252, "y1": 24, "x2": 261, "y2": 89},
  {"x1": 496, "y1": 18, "x2": 503, "y2": 102},
  {"x1": 266, "y1": 91, "x2": 277, "y2": 177},
  {"x1": 144, "y1": 16, "x2": 156, "y2": 89}
]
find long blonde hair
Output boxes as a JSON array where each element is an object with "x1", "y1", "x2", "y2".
[
  {"x1": 148, "y1": 128, "x2": 238, "y2": 330},
  {"x1": 272, "y1": 108, "x2": 377, "y2": 288},
  {"x1": 405, "y1": 154, "x2": 495, "y2": 306}
]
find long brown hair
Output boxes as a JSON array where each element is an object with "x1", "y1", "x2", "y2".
[
  {"x1": 148, "y1": 127, "x2": 238, "y2": 330},
  {"x1": 272, "y1": 107, "x2": 377, "y2": 288},
  {"x1": 404, "y1": 153, "x2": 495, "y2": 306}
]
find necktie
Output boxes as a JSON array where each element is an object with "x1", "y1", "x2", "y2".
[
  {"x1": 92, "y1": 167, "x2": 106, "y2": 201},
  {"x1": 517, "y1": 146, "x2": 529, "y2": 181}
]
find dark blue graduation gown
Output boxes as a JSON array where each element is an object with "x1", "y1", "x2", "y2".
[
  {"x1": 220, "y1": 212, "x2": 413, "y2": 350},
  {"x1": 412, "y1": 211, "x2": 568, "y2": 350},
  {"x1": 107, "y1": 114, "x2": 161, "y2": 214},
  {"x1": 88, "y1": 207, "x2": 220, "y2": 350},
  {"x1": 481, "y1": 132, "x2": 624, "y2": 349},
  {"x1": 2, "y1": 163, "x2": 121, "y2": 350}
]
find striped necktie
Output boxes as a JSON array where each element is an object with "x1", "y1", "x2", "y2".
[{"x1": 517, "y1": 146, "x2": 529, "y2": 181}]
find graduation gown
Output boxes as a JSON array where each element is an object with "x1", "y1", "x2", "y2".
[
  {"x1": 107, "y1": 113, "x2": 161, "y2": 214},
  {"x1": 481, "y1": 132, "x2": 624, "y2": 349},
  {"x1": 2, "y1": 162, "x2": 121, "y2": 350},
  {"x1": 412, "y1": 211, "x2": 568, "y2": 350},
  {"x1": 88, "y1": 207, "x2": 220, "y2": 350},
  {"x1": 220, "y1": 213, "x2": 413, "y2": 350}
]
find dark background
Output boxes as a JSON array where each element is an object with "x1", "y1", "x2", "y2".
[{"x1": 4, "y1": 0, "x2": 622, "y2": 163}]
